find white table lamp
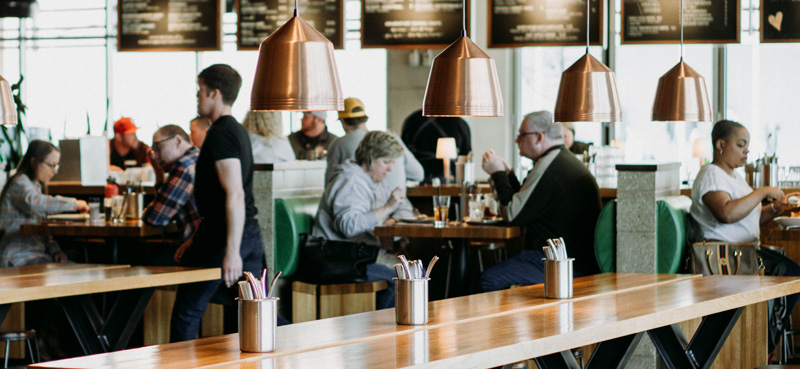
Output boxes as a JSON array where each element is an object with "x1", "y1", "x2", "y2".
[{"x1": 436, "y1": 137, "x2": 458, "y2": 183}]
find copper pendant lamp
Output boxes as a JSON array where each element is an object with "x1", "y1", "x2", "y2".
[
  {"x1": 651, "y1": 0, "x2": 711, "y2": 122},
  {"x1": 422, "y1": 0, "x2": 503, "y2": 117},
  {"x1": 0, "y1": 75, "x2": 16, "y2": 126},
  {"x1": 553, "y1": 0, "x2": 621, "y2": 123},
  {"x1": 250, "y1": 2, "x2": 343, "y2": 111}
]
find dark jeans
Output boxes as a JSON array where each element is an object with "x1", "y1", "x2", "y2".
[
  {"x1": 170, "y1": 219, "x2": 266, "y2": 342},
  {"x1": 480, "y1": 249, "x2": 587, "y2": 292},
  {"x1": 366, "y1": 263, "x2": 396, "y2": 309},
  {"x1": 759, "y1": 246, "x2": 800, "y2": 352}
]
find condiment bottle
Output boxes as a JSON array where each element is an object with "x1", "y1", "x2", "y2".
[{"x1": 104, "y1": 177, "x2": 118, "y2": 221}]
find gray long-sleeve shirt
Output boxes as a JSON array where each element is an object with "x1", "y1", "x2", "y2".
[{"x1": 312, "y1": 161, "x2": 413, "y2": 246}]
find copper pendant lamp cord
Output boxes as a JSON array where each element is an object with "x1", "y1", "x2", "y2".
[
  {"x1": 585, "y1": 0, "x2": 589, "y2": 54},
  {"x1": 461, "y1": 0, "x2": 467, "y2": 37},
  {"x1": 680, "y1": 0, "x2": 684, "y2": 62}
]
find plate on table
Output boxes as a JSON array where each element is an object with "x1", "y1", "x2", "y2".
[
  {"x1": 398, "y1": 216, "x2": 434, "y2": 224},
  {"x1": 774, "y1": 216, "x2": 800, "y2": 228},
  {"x1": 465, "y1": 217, "x2": 506, "y2": 226},
  {"x1": 47, "y1": 213, "x2": 89, "y2": 221}
]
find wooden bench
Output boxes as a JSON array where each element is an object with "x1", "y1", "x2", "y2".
[{"x1": 292, "y1": 280, "x2": 389, "y2": 323}]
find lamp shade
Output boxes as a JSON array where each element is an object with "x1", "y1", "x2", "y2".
[
  {"x1": 652, "y1": 60, "x2": 712, "y2": 122},
  {"x1": 422, "y1": 37, "x2": 503, "y2": 117},
  {"x1": 553, "y1": 53, "x2": 621, "y2": 123},
  {"x1": 0, "y1": 75, "x2": 16, "y2": 126},
  {"x1": 250, "y1": 15, "x2": 343, "y2": 111},
  {"x1": 435, "y1": 137, "x2": 458, "y2": 159}
]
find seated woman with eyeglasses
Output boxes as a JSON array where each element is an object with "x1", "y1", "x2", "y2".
[{"x1": 0, "y1": 140, "x2": 89, "y2": 266}]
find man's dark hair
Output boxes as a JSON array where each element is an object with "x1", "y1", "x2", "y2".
[
  {"x1": 711, "y1": 120, "x2": 745, "y2": 145},
  {"x1": 198, "y1": 64, "x2": 242, "y2": 106},
  {"x1": 342, "y1": 116, "x2": 368, "y2": 127}
]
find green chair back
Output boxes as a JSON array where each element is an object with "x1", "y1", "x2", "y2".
[
  {"x1": 593, "y1": 199, "x2": 686, "y2": 274},
  {"x1": 274, "y1": 197, "x2": 319, "y2": 277}
]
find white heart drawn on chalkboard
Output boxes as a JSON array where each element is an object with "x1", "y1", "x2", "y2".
[{"x1": 769, "y1": 11, "x2": 783, "y2": 32}]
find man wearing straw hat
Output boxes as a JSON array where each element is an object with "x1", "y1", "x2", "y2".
[{"x1": 480, "y1": 111, "x2": 602, "y2": 292}]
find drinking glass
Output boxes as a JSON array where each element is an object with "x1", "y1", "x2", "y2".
[
  {"x1": 112, "y1": 195, "x2": 125, "y2": 223},
  {"x1": 432, "y1": 196, "x2": 450, "y2": 228},
  {"x1": 468, "y1": 194, "x2": 483, "y2": 220},
  {"x1": 88, "y1": 197, "x2": 101, "y2": 222}
]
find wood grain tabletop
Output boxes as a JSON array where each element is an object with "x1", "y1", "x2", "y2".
[
  {"x1": 0, "y1": 265, "x2": 220, "y2": 304},
  {"x1": 29, "y1": 273, "x2": 700, "y2": 368}
]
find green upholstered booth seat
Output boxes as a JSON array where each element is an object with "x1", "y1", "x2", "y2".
[
  {"x1": 594, "y1": 199, "x2": 686, "y2": 274},
  {"x1": 274, "y1": 197, "x2": 320, "y2": 277}
]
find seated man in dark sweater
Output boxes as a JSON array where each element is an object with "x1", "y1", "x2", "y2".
[{"x1": 480, "y1": 111, "x2": 601, "y2": 291}]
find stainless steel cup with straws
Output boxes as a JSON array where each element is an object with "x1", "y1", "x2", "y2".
[
  {"x1": 542, "y1": 237, "x2": 574, "y2": 299},
  {"x1": 237, "y1": 269, "x2": 282, "y2": 352},
  {"x1": 394, "y1": 255, "x2": 438, "y2": 325}
]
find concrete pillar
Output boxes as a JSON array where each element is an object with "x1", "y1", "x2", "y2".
[{"x1": 615, "y1": 162, "x2": 681, "y2": 369}]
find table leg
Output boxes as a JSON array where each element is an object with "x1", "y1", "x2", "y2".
[
  {"x1": 584, "y1": 332, "x2": 644, "y2": 368},
  {"x1": 446, "y1": 239, "x2": 468, "y2": 297},
  {"x1": 108, "y1": 236, "x2": 119, "y2": 264},
  {"x1": 648, "y1": 307, "x2": 743, "y2": 369},
  {"x1": 532, "y1": 350, "x2": 581, "y2": 369},
  {"x1": 58, "y1": 287, "x2": 156, "y2": 355},
  {"x1": 0, "y1": 304, "x2": 9, "y2": 325},
  {"x1": 531, "y1": 333, "x2": 642, "y2": 369}
]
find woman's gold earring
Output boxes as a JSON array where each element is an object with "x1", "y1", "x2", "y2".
[{"x1": 720, "y1": 149, "x2": 724, "y2": 155}]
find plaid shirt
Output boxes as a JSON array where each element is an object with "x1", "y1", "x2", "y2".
[
  {"x1": 0, "y1": 174, "x2": 76, "y2": 267},
  {"x1": 143, "y1": 146, "x2": 200, "y2": 242}
]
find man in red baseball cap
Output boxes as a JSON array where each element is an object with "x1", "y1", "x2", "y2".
[{"x1": 110, "y1": 117, "x2": 151, "y2": 171}]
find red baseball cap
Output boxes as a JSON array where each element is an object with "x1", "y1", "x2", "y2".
[{"x1": 114, "y1": 117, "x2": 137, "y2": 134}]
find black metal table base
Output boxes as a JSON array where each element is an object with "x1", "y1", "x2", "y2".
[
  {"x1": 514, "y1": 307, "x2": 744, "y2": 369},
  {"x1": 57, "y1": 287, "x2": 156, "y2": 355}
]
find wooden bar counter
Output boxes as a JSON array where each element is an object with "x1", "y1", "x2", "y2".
[{"x1": 31, "y1": 273, "x2": 698, "y2": 368}]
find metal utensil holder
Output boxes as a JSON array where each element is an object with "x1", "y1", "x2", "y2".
[
  {"x1": 395, "y1": 278, "x2": 429, "y2": 325},
  {"x1": 544, "y1": 258, "x2": 574, "y2": 299},
  {"x1": 238, "y1": 297, "x2": 279, "y2": 352}
]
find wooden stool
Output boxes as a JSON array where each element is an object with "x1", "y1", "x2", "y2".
[
  {"x1": 0, "y1": 330, "x2": 38, "y2": 368},
  {"x1": 292, "y1": 280, "x2": 389, "y2": 323}
]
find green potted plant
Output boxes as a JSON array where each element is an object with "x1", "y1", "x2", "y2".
[{"x1": 1, "y1": 76, "x2": 27, "y2": 177}]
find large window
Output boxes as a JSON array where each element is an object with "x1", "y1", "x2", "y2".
[
  {"x1": 0, "y1": 0, "x2": 387, "y2": 148},
  {"x1": 517, "y1": 0, "x2": 800, "y2": 185}
]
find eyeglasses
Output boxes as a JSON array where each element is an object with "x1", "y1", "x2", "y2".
[
  {"x1": 152, "y1": 136, "x2": 176, "y2": 152},
  {"x1": 516, "y1": 131, "x2": 542, "y2": 139},
  {"x1": 42, "y1": 161, "x2": 59, "y2": 171}
]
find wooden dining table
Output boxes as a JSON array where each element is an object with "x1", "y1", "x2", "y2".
[
  {"x1": 375, "y1": 222, "x2": 520, "y2": 297},
  {"x1": 20, "y1": 220, "x2": 179, "y2": 263},
  {"x1": 30, "y1": 273, "x2": 800, "y2": 369},
  {"x1": 0, "y1": 263, "x2": 219, "y2": 356}
]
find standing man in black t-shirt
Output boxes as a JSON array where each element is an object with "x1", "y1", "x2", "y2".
[{"x1": 170, "y1": 64, "x2": 266, "y2": 342}]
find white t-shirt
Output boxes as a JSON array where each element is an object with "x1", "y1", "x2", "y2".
[{"x1": 690, "y1": 164, "x2": 760, "y2": 243}]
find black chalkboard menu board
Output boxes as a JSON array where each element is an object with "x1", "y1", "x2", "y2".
[
  {"x1": 237, "y1": 0, "x2": 343, "y2": 50},
  {"x1": 361, "y1": 0, "x2": 469, "y2": 49},
  {"x1": 118, "y1": 0, "x2": 221, "y2": 51},
  {"x1": 762, "y1": 0, "x2": 800, "y2": 42},
  {"x1": 489, "y1": 0, "x2": 602, "y2": 48},
  {"x1": 622, "y1": 0, "x2": 739, "y2": 44}
]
